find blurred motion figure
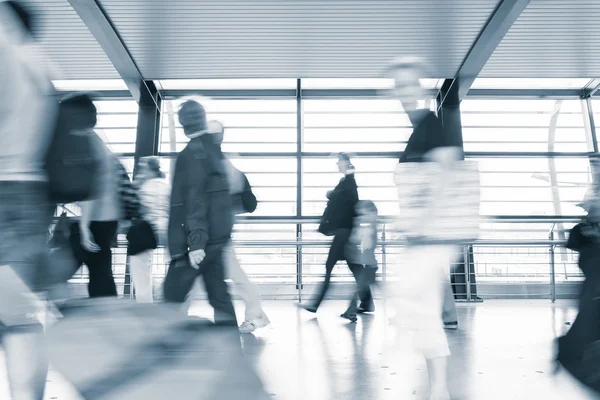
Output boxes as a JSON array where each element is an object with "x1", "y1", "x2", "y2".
[
  {"x1": 386, "y1": 57, "x2": 464, "y2": 400},
  {"x1": 163, "y1": 100, "x2": 237, "y2": 326},
  {"x1": 0, "y1": 1, "x2": 56, "y2": 398},
  {"x1": 210, "y1": 120, "x2": 270, "y2": 333}
]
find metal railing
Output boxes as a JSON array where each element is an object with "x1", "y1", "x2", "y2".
[{"x1": 66, "y1": 216, "x2": 583, "y2": 302}]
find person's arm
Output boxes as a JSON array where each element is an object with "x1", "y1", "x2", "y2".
[
  {"x1": 185, "y1": 159, "x2": 209, "y2": 254},
  {"x1": 168, "y1": 155, "x2": 187, "y2": 260},
  {"x1": 241, "y1": 173, "x2": 258, "y2": 213}
]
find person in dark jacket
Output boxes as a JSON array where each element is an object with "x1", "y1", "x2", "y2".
[
  {"x1": 301, "y1": 153, "x2": 374, "y2": 316},
  {"x1": 163, "y1": 100, "x2": 237, "y2": 326}
]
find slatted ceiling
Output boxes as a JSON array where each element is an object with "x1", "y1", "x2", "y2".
[
  {"x1": 98, "y1": 0, "x2": 499, "y2": 80},
  {"x1": 481, "y1": 0, "x2": 600, "y2": 78},
  {"x1": 17, "y1": 0, "x2": 119, "y2": 80}
]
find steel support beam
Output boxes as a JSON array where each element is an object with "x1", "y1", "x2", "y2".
[
  {"x1": 133, "y1": 81, "x2": 162, "y2": 170},
  {"x1": 583, "y1": 78, "x2": 600, "y2": 98},
  {"x1": 438, "y1": 0, "x2": 531, "y2": 108},
  {"x1": 68, "y1": 0, "x2": 160, "y2": 110}
]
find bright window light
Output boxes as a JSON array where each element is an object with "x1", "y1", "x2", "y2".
[
  {"x1": 157, "y1": 79, "x2": 297, "y2": 90},
  {"x1": 471, "y1": 78, "x2": 592, "y2": 90},
  {"x1": 52, "y1": 80, "x2": 128, "y2": 91}
]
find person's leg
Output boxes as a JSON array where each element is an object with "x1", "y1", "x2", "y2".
[
  {"x1": 390, "y1": 245, "x2": 455, "y2": 400},
  {"x1": 303, "y1": 231, "x2": 348, "y2": 312},
  {"x1": 163, "y1": 257, "x2": 199, "y2": 304},
  {"x1": 129, "y1": 249, "x2": 154, "y2": 303},
  {"x1": 0, "y1": 182, "x2": 52, "y2": 400},
  {"x1": 442, "y1": 277, "x2": 458, "y2": 328},
  {"x1": 86, "y1": 222, "x2": 118, "y2": 298},
  {"x1": 349, "y1": 263, "x2": 375, "y2": 312},
  {"x1": 224, "y1": 242, "x2": 269, "y2": 332},
  {"x1": 201, "y1": 245, "x2": 237, "y2": 326}
]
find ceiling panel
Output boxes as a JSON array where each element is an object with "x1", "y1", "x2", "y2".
[
  {"x1": 18, "y1": 0, "x2": 119, "y2": 79},
  {"x1": 99, "y1": 0, "x2": 500, "y2": 80},
  {"x1": 481, "y1": 0, "x2": 600, "y2": 78}
]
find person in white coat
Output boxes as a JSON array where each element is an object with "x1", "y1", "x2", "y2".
[{"x1": 129, "y1": 157, "x2": 170, "y2": 303}]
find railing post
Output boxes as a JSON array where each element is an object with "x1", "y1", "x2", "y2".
[
  {"x1": 297, "y1": 228, "x2": 303, "y2": 303},
  {"x1": 464, "y1": 245, "x2": 472, "y2": 302},
  {"x1": 381, "y1": 223, "x2": 387, "y2": 285},
  {"x1": 550, "y1": 230, "x2": 556, "y2": 303}
]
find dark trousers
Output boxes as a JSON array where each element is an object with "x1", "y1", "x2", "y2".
[
  {"x1": 311, "y1": 229, "x2": 374, "y2": 310},
  {"x1": 163, "y1": 244, "x2": 237, "y2": 326},
  {"x1": 70, "y1": 221, "x2": 118, "y2": 298},
  {"x1": 345, "y1": 265, "x2": 377, "y2": 315}
]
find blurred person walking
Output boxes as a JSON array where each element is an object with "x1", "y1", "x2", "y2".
[
  {"x1": 210, "y1": 120, "x2": 270, "y2": 333},
  {"x1": 300, "y1": 153, "x2": 375, "y2": 315},
  {"x1": 0, "y1": 1, "x2": 58, "y2": 398},
  {"x1": 66, "y1": 94, "x2": 131, "y2": 298},
  {"x1": 386, "y1": 57, "x2": 466, "y2": 400},
  {"x1": 163, "y1": 100, "x2": 237, "y2": 326},
  {"x1": 127, "y1": 156, "x2": 170, "y2": 303}
]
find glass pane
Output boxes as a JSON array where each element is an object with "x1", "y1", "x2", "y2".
[
  {"x1": 462, "y1": 99, "x2": 588, "y2": 152},
  {"x1": 471, "y1": 78, "x2": 591, "y2": 89},
  {"x1": 94, "y1": 100, "x2": 139, "y2": 154},
  {"x1": 159, "y1": 99, "x2": 296, "y2": 153},
  {"x1": 301, "y1": 78, "x2": 441, "y2": 89},
  {"x1": 53, "y1": 79, "x2": 127, "y2": 91},
  {"x1": 157, "y1": 79, "x2": 297, "y2": 90}
]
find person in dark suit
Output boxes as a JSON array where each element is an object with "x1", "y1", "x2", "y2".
[{"x1": 301, "y1": 153, "x2": 374, "y2": 316}]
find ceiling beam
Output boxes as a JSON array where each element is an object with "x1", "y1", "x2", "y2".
[
  {"x1": 583, "y1": 79, "x2": 600, "y2": 98},
  {"x1": 437, "y1": 0, "x2": 531, "y2": 109},
  {"x1": 68, "y1": 0, "x2": 160, "y2": 109}
]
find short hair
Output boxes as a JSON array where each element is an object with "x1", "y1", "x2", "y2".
[
  {"x1": 60, "y1": 93, "x2": 97, "y2": 129},
  {"x1": 337, "y1": 152, "x2": 351, "y2": 162},
  {"x1": 140, "y1": 156, "x2": 165, "y2": 179},
  {"x1": 4, "y1": 1, "x2": 33, "y2": 35},
  {"x1": 357, "y1": 200, "x2": 378, "y2": 215},
  {"x1": 178, "y1": 100, "x2": 207, "y2": 131}
]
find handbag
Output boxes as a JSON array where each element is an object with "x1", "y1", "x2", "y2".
[
  {"x1": 126, "y1": 219, "x2": 157, "y2": 256},
  {"x1": 318, "y1": 203, "x2": 336, "y2": 236},
  {"x1": 394, "y1": 161, "x2": 481, "y2": 243}
]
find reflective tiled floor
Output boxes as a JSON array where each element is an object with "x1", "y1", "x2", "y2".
[{"x1": 0, "y1": 300, "x2": 598, "y2": 399}]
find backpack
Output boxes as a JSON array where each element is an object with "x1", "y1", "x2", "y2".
[{"x1": 45, "y1": 100, "x2": 102, "y2": 204}]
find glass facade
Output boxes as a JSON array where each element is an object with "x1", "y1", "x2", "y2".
[{"x1": 56, "y1": 79, "x2": 600, "y2": 296}]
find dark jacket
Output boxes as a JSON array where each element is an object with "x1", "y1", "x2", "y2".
[
  {"x1": 326, "y1": 173, "x2": 359, "y2": 230},
  {"x1": 168, "y1": 134, "x2": 233, "y2": 260},
  {"x1": 400, "y1": 110, "x2": 463, "y2": 163}
]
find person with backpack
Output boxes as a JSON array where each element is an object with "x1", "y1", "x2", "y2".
[
  {"x1": 0, "y1": 2, "x2": 59, "y2": 398},
  {"x1": 65, "y1": 94, "x2": 130, "y2": 298},
  {"x1": 300, "y1": 153, "x2": 375, "y2": 315},
  {"x1": 163, "y1": 100, "x2": 237, "y2": 326},
  {"x1": 210, "y1": 120, "x2": 270, "y2": 333}
]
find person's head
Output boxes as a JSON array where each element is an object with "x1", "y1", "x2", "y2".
[
  {"x1": 178, "y1": 100, "x2": 207, "y2": 137},
  {"x1": 356, "y1": 200, "x2": 378, "y2": 219},
  {"x1": 137, "y1": 156, "x2": 165, "y2": 180},
  {"x1": 384, "y1": 56, "x2": 427, "y2": 112},
  {"x1": 336, "y1": 152, "x2": 353, "y2": 174},
  {"x1": 1, "y1": 1, "x2": 33, "y2": 42},
  {"x1": 208, "y1": 120, "x2": 225, "y2": 146},
  {"x1": 59, "y1": 93, "x2": 97, "y2": 130}
]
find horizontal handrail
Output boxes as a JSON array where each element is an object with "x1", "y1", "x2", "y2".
[
  {"x1": 115, "y1": 239, "x2": 568, "y2": 248},
  {"x1": 234, "y1": 215, "x2": 582, "y2": 224}
]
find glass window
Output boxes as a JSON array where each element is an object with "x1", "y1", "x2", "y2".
[
  {"x1": 301, "y1": 78, "x2": 442, "y2": 90},
  {"x1": 159, "y1": 98, "x2": 296, "y2": 153},
  {"x1": 52, "y1": 80, "x2": 127, "y2": 91},
  {"x1": 462, "y1": 99, "x2": 588, "y2": 153},
  {"x1": 471, "y1": 78, "x2": 591, "y2": 90},
  {"x1": 157, "y1": 79, "x2": 297, "y2": 90},
  {"x1": 93, "y1": 100, "x2": 139, "y2": 154},
  {"x1": 303, "y1": 157, "x2": 398, "y2": 216},
  {"x1": 303, "y1": 99, "x2": 412, "y2": 153}
]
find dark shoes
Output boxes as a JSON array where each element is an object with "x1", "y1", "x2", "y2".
[
  {"x1": 298, "y1": 304, "x2": 318, "y2": 313},
  {"x1": 444, "y1": 321, "x2": 459, "y2": 330},
  {"x1": 356, "y1": 304, "x2": 375, "y2": 314},
  {"x1": 340, "y1": 312, "x2": 358, "y2": 322}
]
